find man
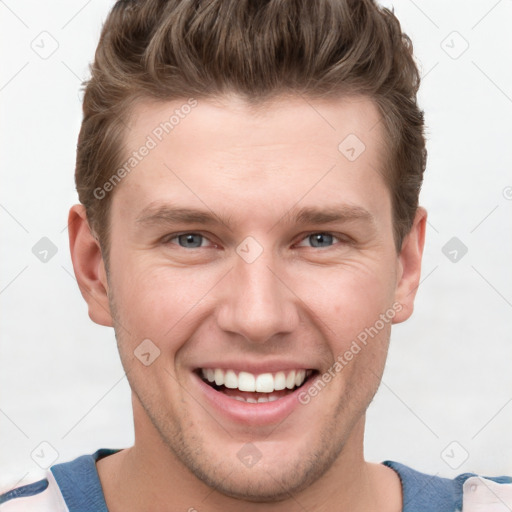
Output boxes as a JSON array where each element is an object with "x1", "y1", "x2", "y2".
[{"x1": 1, "y1": 0, "x2": 510, "y2": 510}]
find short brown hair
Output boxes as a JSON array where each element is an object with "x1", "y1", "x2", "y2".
[{"x1": 76, "y1": 0, "x2": 426, "y2": 259}]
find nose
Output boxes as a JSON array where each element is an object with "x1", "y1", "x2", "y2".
[{"x1": 215, "y1": 248, "x2": 300, "y2": 344}]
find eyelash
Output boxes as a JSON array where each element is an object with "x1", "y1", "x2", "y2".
[{"x1": 163, "y1": 232, "x2": 349, "y2": 249}]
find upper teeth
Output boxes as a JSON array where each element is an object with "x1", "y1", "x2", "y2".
[{"x1": 201, "y1": 368, "x2": 309, "y2": 393}]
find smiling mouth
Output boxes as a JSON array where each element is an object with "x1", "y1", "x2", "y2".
[{"x1": 196, "y1": 368, "x2": 318, "y2": 403}]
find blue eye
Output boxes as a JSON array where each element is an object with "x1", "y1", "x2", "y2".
[
  {"x1": 174, "y1": 233, "x2": 205, "y2": 248},
  {"x1": 308, "y1": 233, "x2": 334, "y2": 248},
  {"x1": 296, "y1": 233, "x2": 341, "y2": 248}
]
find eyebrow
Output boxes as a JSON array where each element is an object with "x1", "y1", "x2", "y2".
[
  {"x1": 136, "y1": 205, "x2": 224, "y2": 226},
  {"x1": 135, "y1": 203, "x2": 375, "y2": 229},
  {"x1": 290, "y1": 205, "x2": 375, "y2": 226}
]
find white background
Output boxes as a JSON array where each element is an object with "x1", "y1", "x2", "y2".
[{"x1": 1, "y1": 0, "x2": 511, "y2": 490}]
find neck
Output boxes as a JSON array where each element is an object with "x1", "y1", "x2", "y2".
[{"x1": 97, "y1": 415, "x2": 402, "y2": 512}]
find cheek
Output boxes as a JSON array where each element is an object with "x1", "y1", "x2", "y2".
[
  {"x1": 292, "y1": 261, "x2": 397, "y2": 348},
  {"x1": 109, "y1": 259, "x2": 221, "y2": 348}
]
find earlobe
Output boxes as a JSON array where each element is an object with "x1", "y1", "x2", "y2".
[
  {"x1": 68, "y1": 204, "x2": 113, "y2": 327},
  {"x1": 392, "y1": 207, "x2": 427, "y2": 324}
]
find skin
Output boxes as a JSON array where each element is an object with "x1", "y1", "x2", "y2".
[{"x1": 69, "y1": 94, "x2": 426, "y2": 511}]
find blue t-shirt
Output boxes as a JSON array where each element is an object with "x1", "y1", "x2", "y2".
[{"x1": 1, "y1": 449, "x2": 511, "y2": 511}]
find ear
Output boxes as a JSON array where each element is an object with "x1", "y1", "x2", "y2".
[
  {"x1": 68, "y1": 204, "x2": 113, "y2": 327},
  {"x1": 392, "y1": 206, "x2": 427, "y2": 324}
]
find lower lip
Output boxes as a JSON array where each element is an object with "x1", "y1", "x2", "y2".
[{"x1": 192, "y1": 372, "x2": 314, "y2": 426}]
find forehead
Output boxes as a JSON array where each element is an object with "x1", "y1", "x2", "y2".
[
  {"x1": 114, "y1": 94, "x2": 390, "y2": 226},
  {"x1": 125, "y1": 93, "x2": 385, "y2": 159}
]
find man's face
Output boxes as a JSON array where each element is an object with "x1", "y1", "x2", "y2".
[{"x1": 99, "y1": 95, "x2": 417, "y2": 500}]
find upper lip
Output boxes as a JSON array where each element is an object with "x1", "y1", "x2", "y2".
[{"x1": 194, "y1": 360, "x2": 318, "y2": 374}]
